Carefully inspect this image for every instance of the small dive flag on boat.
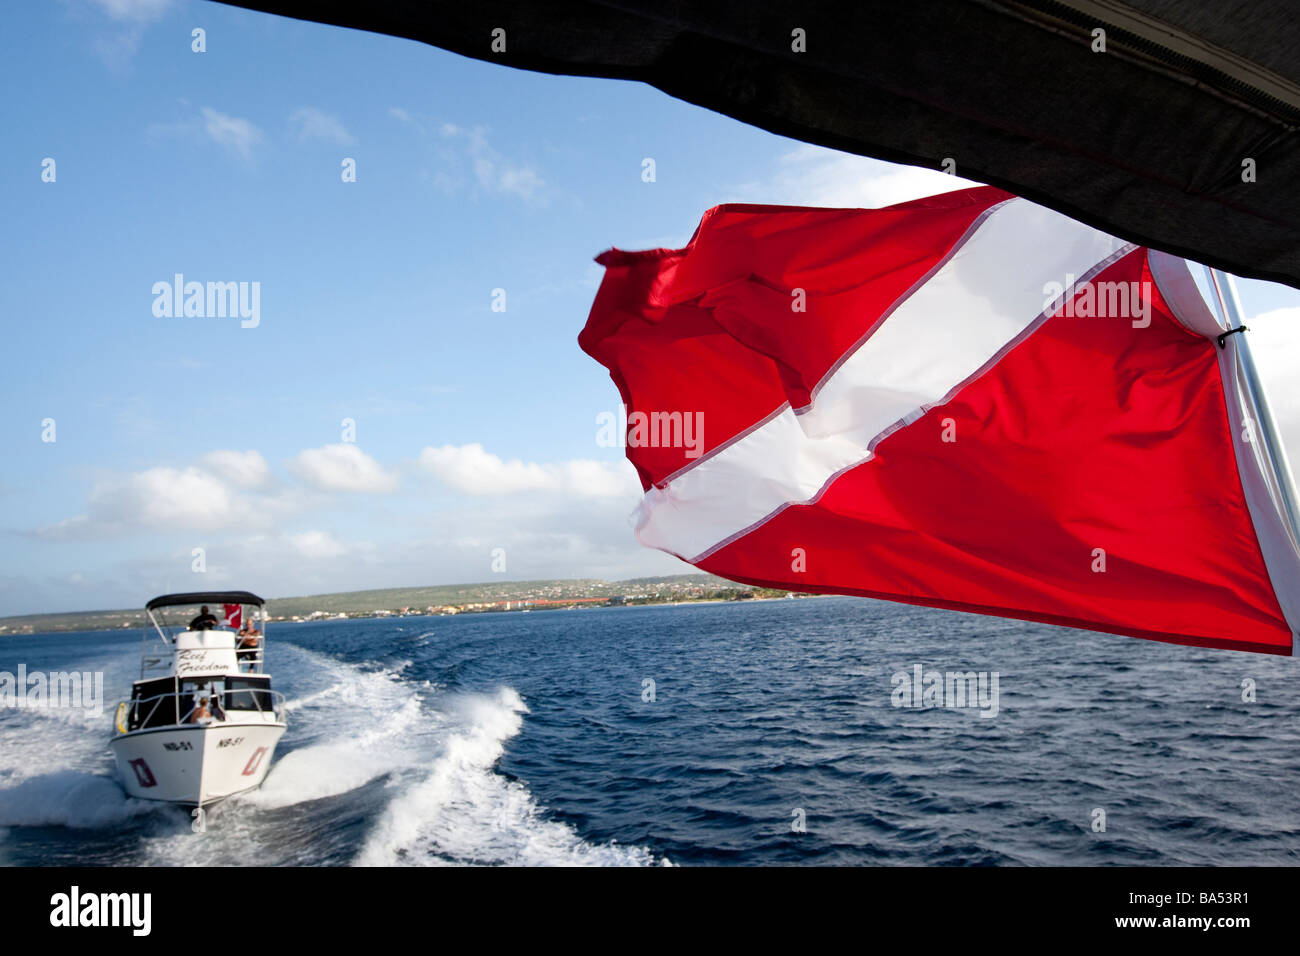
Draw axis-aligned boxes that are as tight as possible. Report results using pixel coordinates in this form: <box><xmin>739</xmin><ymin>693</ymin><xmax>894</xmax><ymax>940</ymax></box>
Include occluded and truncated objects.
<box><xmin>579</xmin><ymin>186</ymin><xmax>1300</xmax><ymax>655</ymax></box>
<box><xmin>223</xmin><ymin>603</ymin><xmax>242</xmax><ymax>630</ymax></box>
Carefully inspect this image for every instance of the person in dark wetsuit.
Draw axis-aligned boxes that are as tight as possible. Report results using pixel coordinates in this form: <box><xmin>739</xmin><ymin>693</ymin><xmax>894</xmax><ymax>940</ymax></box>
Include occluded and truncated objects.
<box><xmin>189</xmin><ymin>605</ymin><xmax>219</xmax><ymax>630</ymax></box>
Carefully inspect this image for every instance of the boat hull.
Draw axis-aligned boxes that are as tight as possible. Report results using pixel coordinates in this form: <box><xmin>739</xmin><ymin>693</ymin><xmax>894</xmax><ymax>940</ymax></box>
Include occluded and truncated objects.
<box><xmin>110</xmin><ymin>721</ymin><xmax>285</xmax><ymax>807</ymax></box>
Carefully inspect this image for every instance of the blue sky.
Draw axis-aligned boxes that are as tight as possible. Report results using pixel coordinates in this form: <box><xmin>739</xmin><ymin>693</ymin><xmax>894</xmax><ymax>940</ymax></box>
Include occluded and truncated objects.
<box><xmin>3</xmin><ymin>0</ymin><xmax>1299</xmax><ymax>615</ymax></box>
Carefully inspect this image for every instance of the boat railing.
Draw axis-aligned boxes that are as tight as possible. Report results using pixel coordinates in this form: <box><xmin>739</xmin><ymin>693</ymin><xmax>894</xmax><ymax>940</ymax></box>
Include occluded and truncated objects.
<box><xmin>138</xmin><ymin>629</ymin><xmax>268</xmax><ymax>677</ymax></box>
<box><xmin>113</xmin><ymin>689</ymin><xmax>288</xmax><ymax>735</ymax></box>
<box><xmin>235</xmin><ymin>642</ymin><xmax>265</xmax><ymax>674</ymax></box>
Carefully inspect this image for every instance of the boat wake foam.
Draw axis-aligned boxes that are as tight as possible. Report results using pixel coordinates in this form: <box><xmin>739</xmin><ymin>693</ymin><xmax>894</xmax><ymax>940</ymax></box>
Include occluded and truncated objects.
<box><xmin>0</xmin><ymin>770</ymin><xmax>159</xmax><ymax>829</ymax></box>
<box><xmin>134</xmin><ymin>644</ymin><xmax>663</xmax><ymax>865</ymax></box>
<box><xmin>243</xmin><ymin>654</ymin><xmax>428</xmax><ymax>809</ymax></box>
<box><xmin>355</xmin><ymin>686</ymin><xmax>662</xmax><ymax>866</ymax></box>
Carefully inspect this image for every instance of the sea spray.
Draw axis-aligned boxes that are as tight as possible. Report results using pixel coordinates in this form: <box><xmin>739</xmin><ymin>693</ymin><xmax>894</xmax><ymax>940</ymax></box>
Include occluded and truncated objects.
<box><xmin>356</xmin><ymin>687</ymin><xmax>664</xmax><ymax>866</ymax></box>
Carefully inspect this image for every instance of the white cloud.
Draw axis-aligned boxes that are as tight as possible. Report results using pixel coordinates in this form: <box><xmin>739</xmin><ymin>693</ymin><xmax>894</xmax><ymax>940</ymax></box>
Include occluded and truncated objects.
<box><xmin>92</xmin><ymin>30</ymin><xmax>145</xmax><ymax>68</ymax></box>
<box><xmin>486</xmin><ymin>161</ymin><xmax>544</xmax><ymax>201</ymax></box>
<box><xmin>399</xmin><ymin>116</ymin><xmax>544</xmax><ymax>201</ymax></box>
<box><xmin>288</xmin><ymin>530</ymin><xmax>348</xmax><ymax>559</ymax></box>
<box><xmin>201</xmin><ymin>450</ymin><xmax>272</xmax><ymax>489</ymax></box>
<box><xmin>457</xmin><ymin>127</ymin><xmax>545</xmax><ymax>200</ymax></box>
<box><xmin>33</xmin><ymin>444</ymin><xmax>389</xmax><ymax>542</ymax></box>
<box><xmin>289</xmin><ymin>444</ymin><xmax>399</xmax><ymax>494</ymax></box>
<box><xmin>114</xmin><ymin>467</ymin><xmax>238</xmax><ymax>526</ymax></box>
<box><xmin>289</xmin><ymin>107</ymin><xmax>354</xmax><ymax>145</ymax></box>
<box><xmin>24</xmin><ymin>440</ymin><xmax>660</xmax><ymax>609</ymax></box>
<box><xmin>36</xmin><ymin>466</ymin><xmax>241</xmax><ymax>538</ymax></box>
<box><xmin>14</xmin><ymin>488</ymin><xmax>684</xmax><ymax>614</ymax></box>
<box><xmin>33</xmin><ymin>449</ymin><xmax>308</xmax><ymax>539</ymax></box>
<box><xmin>17</xmin><ymin>446</ymin><xmax>678</xmax><ymax>610</ymax></box>
<box><xmin>731</xmin><ymin>144</ymin><xmax>976</xmax><ymax>209</ymax></box>
<box><xmin>1243</xmin><ymin>306</ymin><xmax>1300</xmax><ymax>465</ymax></box>
<box><xmin>87</xmin><ymin>0</ymin><xmax>172</xmax><ymax>21</ymax></box>
<box><xmin>201</xmin><ymin>107</ymin><xmax>263</xmax><ymax>160</ymax></box>
<box><xmin>419</xmin><ymin>443</ymin><xmax>638</xmax><ymax>498</ymax></box>
<box><xmin>83</xmin><ymin>0</ymin><xmax>172</xmax><ymax>70</ymax></box>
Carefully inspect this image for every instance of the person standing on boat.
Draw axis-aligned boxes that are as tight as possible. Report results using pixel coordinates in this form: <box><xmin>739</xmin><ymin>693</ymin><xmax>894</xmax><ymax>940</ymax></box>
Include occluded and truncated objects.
<box><xmin>236</xmin><ymin>621</ymin><xmax>261</xmax><ymax>671</ymax></box>
<box><xmin>189</xmin><ymin>605</ymin><xmax>219</xmax><ymax>630</ymax></box>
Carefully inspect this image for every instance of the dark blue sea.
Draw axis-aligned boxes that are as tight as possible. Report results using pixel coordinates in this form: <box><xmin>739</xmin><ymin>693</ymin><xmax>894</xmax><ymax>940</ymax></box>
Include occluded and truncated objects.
<box><xmin>1</xmin><ymin>596</ymin><xmax>1298</xmax><ymax>866</ymax></box>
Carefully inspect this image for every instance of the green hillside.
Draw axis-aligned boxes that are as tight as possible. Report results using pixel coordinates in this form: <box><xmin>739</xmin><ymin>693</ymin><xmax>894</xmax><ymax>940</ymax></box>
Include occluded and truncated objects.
<box><xmin>0</xmin><ymin>573</ymin><xmax>787</xmax><ymax>636</ymax></box>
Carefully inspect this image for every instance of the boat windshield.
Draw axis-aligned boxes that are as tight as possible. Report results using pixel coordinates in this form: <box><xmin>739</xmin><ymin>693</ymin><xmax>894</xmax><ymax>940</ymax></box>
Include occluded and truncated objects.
<box><xmin>177</xmin><ymin>678</ymin><xmax>265</xmax><ymax>721</ymax></box>
<box><xmin>120</xmin><ymin>676</ymin><xmax>283</xmax><ymax>732</ymax></box>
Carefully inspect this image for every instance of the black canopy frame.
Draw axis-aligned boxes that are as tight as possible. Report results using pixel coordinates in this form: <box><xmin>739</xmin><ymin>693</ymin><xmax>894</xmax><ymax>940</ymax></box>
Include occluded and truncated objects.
<box><xmin>145</xmin><ymin>591</ymin><xmax>265</xmax><ymax>610</ymax></box>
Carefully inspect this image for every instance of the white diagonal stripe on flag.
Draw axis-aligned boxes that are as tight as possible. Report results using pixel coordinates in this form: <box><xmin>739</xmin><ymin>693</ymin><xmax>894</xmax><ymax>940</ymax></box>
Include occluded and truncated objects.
<box><xmin>633</xmin><ymin>198</ymin><xmax>1135</xmax><ymax>562</ymax></box>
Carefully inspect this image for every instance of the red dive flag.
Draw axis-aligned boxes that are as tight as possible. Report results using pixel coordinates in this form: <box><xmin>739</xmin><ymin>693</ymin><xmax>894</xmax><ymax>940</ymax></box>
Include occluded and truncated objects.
<box><xmin>580</xmin><ymin>186</ymin><xmax>1300</xmax><ymax>655</ymax></box>
<box><xmin>223</xmin><ymin>603</ymin><xmax>242</xmax><ymax>630</ymax></box>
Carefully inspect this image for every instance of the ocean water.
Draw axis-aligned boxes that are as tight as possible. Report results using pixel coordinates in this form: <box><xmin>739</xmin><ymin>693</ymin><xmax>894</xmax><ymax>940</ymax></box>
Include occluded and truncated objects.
<box><xmin>1</xmin><ymin>595</ymin><xmax>1298</xmax><ymax>866</ymax></box>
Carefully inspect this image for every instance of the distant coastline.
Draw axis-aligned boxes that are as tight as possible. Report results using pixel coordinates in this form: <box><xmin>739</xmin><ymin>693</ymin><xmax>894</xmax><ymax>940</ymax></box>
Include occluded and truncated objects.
<box><xmin>0</xmin><ymin>573</ymin><xmax>811</xmax><ymax>636</ymax></box>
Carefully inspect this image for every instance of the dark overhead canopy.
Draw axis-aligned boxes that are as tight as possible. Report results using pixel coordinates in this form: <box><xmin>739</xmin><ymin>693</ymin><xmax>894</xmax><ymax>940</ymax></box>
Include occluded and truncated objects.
<box><xmin>146</xmin><ymin>591</ymin><xmax>265</xmax><ymax>610</ymax></box>
<box><xmin>215</xmin><ymin>0</ymin><xmax>1300</xmax><ymax>290</ymax></box>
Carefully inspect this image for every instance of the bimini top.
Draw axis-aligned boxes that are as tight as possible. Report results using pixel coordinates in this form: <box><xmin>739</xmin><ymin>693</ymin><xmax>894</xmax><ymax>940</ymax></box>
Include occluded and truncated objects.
<box><xmin>146</xmin><ymin>591</ymin><xmax>265</xmax><ymax>610</ymax></box>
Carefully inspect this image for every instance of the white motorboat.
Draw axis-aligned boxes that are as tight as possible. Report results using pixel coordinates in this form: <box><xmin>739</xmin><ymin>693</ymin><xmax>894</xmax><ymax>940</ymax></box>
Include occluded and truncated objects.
<box><xmin>109</xmin><ymin>591</ymin><xmax>286</xmax><ymax>815</ymax></box>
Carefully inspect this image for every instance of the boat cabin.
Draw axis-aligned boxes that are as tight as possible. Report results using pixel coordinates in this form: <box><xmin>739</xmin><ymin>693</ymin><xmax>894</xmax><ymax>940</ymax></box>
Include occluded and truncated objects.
<box><xmin>116</xmin><ymin>589</ymin><xmax>284</xmax><ymax>734</ymax></box>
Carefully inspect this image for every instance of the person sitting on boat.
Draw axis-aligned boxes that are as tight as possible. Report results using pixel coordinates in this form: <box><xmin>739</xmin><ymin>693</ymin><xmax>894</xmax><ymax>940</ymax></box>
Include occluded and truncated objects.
<box><xmin>189</xmin><ymin>605</ymin><xmax>219</xmax><ymax>630</ymax></box>
<box><xmin>190</xmin><ymin>697</ymin><xmax>211</xmax><ymax>723</ymax></box>
<box><xmin>208</xmin><ymin>686</ymin><xmax>226</xmax><ymax>721</ymax></box>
